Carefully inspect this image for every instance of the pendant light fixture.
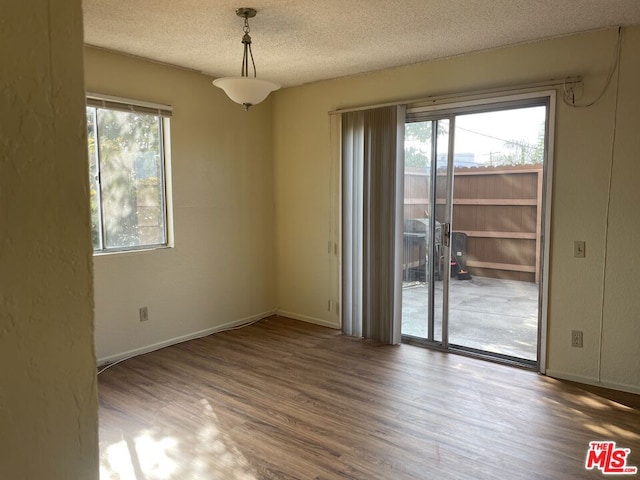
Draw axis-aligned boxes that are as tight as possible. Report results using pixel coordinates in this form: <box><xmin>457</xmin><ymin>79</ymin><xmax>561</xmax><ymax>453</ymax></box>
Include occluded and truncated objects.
<box><xmin>213</xmin><ymin>8</ymin><xmax>280</xmax><ymax>111</ymax></box>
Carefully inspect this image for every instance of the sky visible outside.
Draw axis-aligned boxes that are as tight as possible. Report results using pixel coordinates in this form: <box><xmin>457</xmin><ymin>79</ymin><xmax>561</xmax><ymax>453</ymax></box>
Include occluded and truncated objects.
<box><xmin>406</xmin><ymin>105</ymin><xmax>547</xmax><ymax>166</ymax></box>
<box><xmin>455</xmin><ymin>106</ymin><xmax>546</xmax><ymax>164</ymax></box>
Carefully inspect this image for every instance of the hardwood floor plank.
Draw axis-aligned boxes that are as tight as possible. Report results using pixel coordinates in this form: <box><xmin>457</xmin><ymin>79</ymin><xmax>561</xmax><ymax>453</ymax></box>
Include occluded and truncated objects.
<box><xmin>99</xmin><ymin>316</ymin><xmax>640</xmax><ymax>479</ymax></box>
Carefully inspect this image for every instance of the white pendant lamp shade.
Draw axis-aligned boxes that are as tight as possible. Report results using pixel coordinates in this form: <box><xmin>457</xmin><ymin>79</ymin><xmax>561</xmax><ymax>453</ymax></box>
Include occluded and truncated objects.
<box><xmin>213</xmin><ymin>76</ymin><xmax>280</xmax><ymax>108</ymax></box>
<box><xmin>215</xmin><ymin>8</ymin><xmax>279</xmax><ymax>111</ymax></box>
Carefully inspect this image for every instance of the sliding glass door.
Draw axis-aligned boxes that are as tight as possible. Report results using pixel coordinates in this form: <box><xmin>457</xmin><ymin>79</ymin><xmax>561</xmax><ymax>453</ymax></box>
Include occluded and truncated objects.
<box><xmin>447</xmin><ymin>106</ymin><xmax>545</xmax><ymax>362</ymax></box>
<box><xmin>401</xmin><ymin>95</ymin><xmax>551</xmax><ymax>367</ymax></box>
<box><xmin>401</xmin><ymin>116</ymin><xmax>453</xmax><ymax>346</ymax></box>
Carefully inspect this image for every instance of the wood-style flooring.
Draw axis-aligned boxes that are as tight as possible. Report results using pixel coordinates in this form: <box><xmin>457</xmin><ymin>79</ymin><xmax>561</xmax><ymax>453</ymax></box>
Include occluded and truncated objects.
<box><xmin>98</xmin><ymin>316</ymin><xmax>640</xmax><ymax>480</ymax></box>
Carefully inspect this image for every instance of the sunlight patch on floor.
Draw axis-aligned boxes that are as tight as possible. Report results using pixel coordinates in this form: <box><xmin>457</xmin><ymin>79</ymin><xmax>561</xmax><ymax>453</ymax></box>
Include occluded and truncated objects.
<box><xmin>99</xmin><ymin>399</ymin><xmax>258</xmax><ymax>479</ymax></box>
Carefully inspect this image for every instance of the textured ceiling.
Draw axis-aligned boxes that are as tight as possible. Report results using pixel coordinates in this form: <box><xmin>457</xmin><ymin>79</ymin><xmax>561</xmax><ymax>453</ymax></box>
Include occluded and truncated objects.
<box><xmin>83</xmin><ymin>0</ymin><xmax>640</xmax><ymax>87</ymax></box>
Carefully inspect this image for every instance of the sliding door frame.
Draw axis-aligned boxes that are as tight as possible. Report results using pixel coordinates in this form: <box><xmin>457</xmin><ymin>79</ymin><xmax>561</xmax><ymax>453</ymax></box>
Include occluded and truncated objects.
<box><xmin>403</xmin><ymin>90</ymin><xmax>556</xmax><ymax>373</ymax></box>
<box><xmin>400</xmin><ymin>114</ymin><xmax>455</xmax><ymax>350</ymax></box>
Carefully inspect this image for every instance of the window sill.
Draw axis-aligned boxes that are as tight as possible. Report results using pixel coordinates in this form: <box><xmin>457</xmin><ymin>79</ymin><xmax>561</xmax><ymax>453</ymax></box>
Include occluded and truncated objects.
<box><xmin>93</xmin><ymin>244</ymin><xmax>173</xmax><ymax>258</ymax></box>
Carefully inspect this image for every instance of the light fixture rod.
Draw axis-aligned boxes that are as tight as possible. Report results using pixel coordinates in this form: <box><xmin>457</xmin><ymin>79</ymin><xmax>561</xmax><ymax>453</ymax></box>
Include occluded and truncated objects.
<box><xmin>238</xmin><ymin>8</ymin><xmax>257</xmax><ymax>78</ymax></box>
<box><xmin>241</xmin><ymin>30</ymin><xmax>256</xmax><ymax>78</ymax></box>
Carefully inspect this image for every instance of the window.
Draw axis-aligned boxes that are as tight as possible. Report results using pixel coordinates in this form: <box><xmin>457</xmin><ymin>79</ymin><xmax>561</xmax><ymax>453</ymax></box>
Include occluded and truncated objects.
<box><xmin>86</xmin><ymin>95</ymin><xmax>172</xmax><ymax>253</ymax></box>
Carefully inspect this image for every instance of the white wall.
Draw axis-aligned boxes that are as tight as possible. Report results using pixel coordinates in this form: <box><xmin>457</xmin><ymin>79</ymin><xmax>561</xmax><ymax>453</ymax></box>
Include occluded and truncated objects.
<box><xmin>272</xmin><ymin>27</ymin><xmax>640</xmax><ymax>393</ymax></box>
<box><xmin>84</xmin><ymin>48</ymin><xmax>277</xmax><ymax>362</ymax></box>
<box><xmin>599</xmin><ymin>26</ymin><xmax>640</xmax><ymax>390</ymax></box>
<box><xmin>0</xmin><ymin>1</ymin><xmax>99</xmax><ymax>477</ymax></box>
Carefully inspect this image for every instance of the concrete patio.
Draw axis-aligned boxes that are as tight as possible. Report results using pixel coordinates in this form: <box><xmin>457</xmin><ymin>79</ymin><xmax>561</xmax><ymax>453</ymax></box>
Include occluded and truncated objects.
<box><xmin>402</xmin><ymin>276</ymin><xmax>539</xmax><ymax>361</ymax></box>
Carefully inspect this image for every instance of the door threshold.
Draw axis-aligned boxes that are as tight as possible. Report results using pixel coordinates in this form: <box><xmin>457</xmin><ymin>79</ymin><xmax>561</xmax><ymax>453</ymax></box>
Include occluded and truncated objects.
<box><xmin>401</xmin><ymin>335</ymin><xmax>538</xmax><ymax>371</ymax></box>
<box><xmin>448</xmin><ymin>344</ymin><xmax>538</xmax><ymax>370</ymax></box>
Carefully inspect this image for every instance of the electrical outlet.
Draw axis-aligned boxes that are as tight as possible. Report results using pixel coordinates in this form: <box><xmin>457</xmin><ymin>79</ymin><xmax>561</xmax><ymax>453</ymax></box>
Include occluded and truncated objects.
<box><xmin>574</xmin><ymin>241</ymin><xmax>586</xmax><ymax>258</ymax></box>
<box><xmin>139</xmin><ymin>306</ymin><xmax>149</xmax><ymax>322</ymax></box>
<box><xmin>571</xmin><ymin>329</ymin><xmax>583</xmax><ymax>348</ymax></box>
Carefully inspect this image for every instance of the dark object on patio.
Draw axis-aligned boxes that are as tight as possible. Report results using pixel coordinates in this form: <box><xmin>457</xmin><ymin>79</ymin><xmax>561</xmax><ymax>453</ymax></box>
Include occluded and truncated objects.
<box><xmin>450</xmin><ymin>259</ymin><xmax>459</xmax><ymax>277</ymax></box>
<box><xmin>451</xmin><ymin>232</ymin><xmax>472</xmax><ymax>280</ymax></box>
<box><xmin>457</xmin><ymin>269</ymin><xmax>472</xmax><ymax>280</ymax></box>
<box><xmin>403</xmin><ymin>218</ymin><xmax>442</xmax><ymax>281</ymax></box>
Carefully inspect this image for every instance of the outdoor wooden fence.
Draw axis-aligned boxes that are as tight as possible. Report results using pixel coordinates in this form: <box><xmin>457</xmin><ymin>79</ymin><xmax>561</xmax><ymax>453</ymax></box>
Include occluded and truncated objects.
<box><xmin>404</xmin><ymin>164</ymin><xmax>543</xmax><ymax>283</ymax></box>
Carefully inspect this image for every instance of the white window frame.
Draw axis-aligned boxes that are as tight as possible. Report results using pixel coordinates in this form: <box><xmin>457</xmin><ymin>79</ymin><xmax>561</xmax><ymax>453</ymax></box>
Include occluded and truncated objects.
<box><xmin>86</xmin><ymin>93</ymin><xmax>174</xmax><ymax>255</ymax></box>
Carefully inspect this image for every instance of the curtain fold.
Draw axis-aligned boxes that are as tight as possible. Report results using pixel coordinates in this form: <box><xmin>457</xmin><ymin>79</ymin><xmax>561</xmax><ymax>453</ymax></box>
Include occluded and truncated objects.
<box><xmin>341</xmin><ymin>105</ymin><xmax>405</xmax><ymax>344</ymax></box>
<box><xmin>342</xmin><ymin>112</ymin><xmax>364</xmax><ymax>338</ymax></box>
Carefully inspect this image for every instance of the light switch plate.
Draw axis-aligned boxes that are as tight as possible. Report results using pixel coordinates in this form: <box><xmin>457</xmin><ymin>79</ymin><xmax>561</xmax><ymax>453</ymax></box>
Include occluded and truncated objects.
<box><xmin>574</xmin><ymin>241</ymin><xmax>586</xmax><ymax>258</ymax></box>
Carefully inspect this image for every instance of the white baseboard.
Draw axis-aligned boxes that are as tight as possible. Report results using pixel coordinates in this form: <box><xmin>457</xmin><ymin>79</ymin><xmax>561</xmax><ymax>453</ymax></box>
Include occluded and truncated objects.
<box><xmin>545</xmin><ymin>369</ymin><xmax>640</xmax><ymax>395</ymax></box>
<box><xmin>597</xmin><ymin>380</ymin><xmax>640</xmax><ymax>395</ymax></box>
<box><xmin>276</xmin><ymin>310</ymin><xmax>341</xmax><ymax>329</ymax></box>
<box><xmin>97</xmin><ymin>309</ymin><xmax>277</xmax><ymax>366</ymax></box>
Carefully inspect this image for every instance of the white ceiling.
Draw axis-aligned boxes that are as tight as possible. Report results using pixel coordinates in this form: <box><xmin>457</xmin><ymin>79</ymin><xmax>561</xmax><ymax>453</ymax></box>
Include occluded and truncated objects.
<box><xmin>83</xmin><ymin>0</ymin><xmax>640</xmax><ymax>88</ymax></box>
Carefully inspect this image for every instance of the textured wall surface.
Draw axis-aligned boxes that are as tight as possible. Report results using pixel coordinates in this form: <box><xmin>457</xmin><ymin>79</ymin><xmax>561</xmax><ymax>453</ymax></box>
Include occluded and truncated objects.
<box><xmin>272</xmin><ymin>26</ymin><xmax>640</xmax><ymax>393</ymax></box>
<box><xmin>84</xmin><ymin>48</ymin><xmax>277</xmax><ymax>362</ymax></box>
<box><xmin>0</xmin><ymin>1</ymin><xmax>99</xmax><ymax>478</ymax></box>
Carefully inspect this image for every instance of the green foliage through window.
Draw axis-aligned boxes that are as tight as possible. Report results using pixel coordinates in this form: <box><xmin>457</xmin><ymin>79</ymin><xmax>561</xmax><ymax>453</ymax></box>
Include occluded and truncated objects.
<box><xmin>404</xmin><ymin>121</ymin><xmax>449</xmax><ymax>168</ymax></box>
<box><xmin>86</xmin><ymin>106</ymin><xmax>168</xmax><ymax>252</ymax></box>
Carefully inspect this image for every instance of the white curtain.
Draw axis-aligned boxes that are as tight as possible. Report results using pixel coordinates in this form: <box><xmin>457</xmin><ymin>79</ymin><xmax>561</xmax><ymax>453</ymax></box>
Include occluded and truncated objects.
<box><xmin>341</xmin><ymin>105</ymin><xmax>405</xmax><ymax>344</ymax></box>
